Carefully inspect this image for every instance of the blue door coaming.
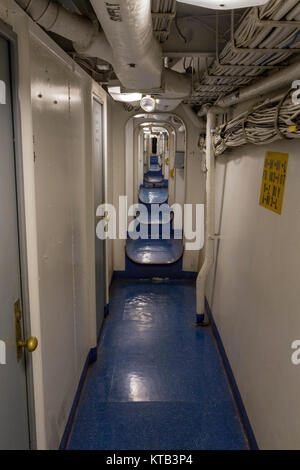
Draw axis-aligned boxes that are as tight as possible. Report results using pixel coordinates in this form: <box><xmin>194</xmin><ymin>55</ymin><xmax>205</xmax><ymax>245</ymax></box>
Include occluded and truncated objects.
<box><xmin>139</xmin><ymin>187</ymin><xmax>168</xmax><ymax>205</ymax></box>
<box><xmin>126</xmin><ymin>239</ymin><xmax>184</xmax><ymax>265</ymax></box>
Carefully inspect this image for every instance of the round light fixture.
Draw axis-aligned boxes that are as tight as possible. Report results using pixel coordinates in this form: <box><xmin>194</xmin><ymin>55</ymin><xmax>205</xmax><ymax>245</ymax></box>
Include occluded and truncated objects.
<box><xmin>176</xmin><ymin>0</ymin><xmax>269</xmax><ymax>9</ymax></box>
<box><xmin>140</xmin><ymin>95</ymin><xmax>156</xmax><ymax>113</ymax></box>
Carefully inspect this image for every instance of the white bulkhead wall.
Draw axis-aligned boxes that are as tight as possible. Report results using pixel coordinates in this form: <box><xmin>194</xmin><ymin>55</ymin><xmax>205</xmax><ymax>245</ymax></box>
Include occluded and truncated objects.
<box><xmin>206</xmin><ymin>99</ymin><xmax>300</xmax><ymax>449</ymax></box>
<box><xmin>0</xmin><ymin>0</ymin><xmax>114</xmax><ymax>449</ymax></box>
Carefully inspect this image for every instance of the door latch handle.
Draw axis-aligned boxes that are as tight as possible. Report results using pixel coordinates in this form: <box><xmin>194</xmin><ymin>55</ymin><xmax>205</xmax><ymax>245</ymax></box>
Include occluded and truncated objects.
<box><xmin>18</xmin><ymin>337</ymin><xmax>38</xmax><ymax>353</ymax></box>
<box><xmin>97</xmin><ymin>211</ymin><xmax>110</xmax><ymax>222</ymax></box>
<box><xmin>14</xmin><ymin>299</ymin><xmax>38</xmax><ymax>361</ymax></box>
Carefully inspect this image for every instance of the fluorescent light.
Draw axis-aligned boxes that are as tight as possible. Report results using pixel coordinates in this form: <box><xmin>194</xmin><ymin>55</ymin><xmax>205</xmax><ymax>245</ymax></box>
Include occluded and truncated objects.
<box><xmin>108</xmin><ymin>86</ymin><xmax>142</xmax><ymax>103</ymax></box>
<box><xmin>176</xmin><ymin>0</ymin><xmax>269</xmax><ymax>9</ymax></box>
<box><xmin>140</xmin><ymin>95</ymin><xmax>156</xmax><ymax>113</ymax></box>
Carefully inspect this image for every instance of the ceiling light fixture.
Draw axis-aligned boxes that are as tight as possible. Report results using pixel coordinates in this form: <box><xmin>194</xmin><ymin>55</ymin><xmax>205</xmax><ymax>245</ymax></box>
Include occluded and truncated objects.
<box><xmin>176</xmin><ymin>0</ymin><xmax>269</xmax><ymax>10</ymax></box>
<box><xmin>140</xmin><ymin>95</ymin><xmax>156</xmax><ymax>113</ymax></box>
<box><xmin>108</xmin><ymin>86</ymin><xmax>142</xmax><ymax>103</ymax></box>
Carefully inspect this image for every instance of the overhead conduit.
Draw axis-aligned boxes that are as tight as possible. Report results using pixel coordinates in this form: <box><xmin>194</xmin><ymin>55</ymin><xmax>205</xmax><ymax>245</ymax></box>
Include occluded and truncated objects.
<box><xmin>16</xmin><ymin>0</ymin><xmax>113</xmax><ymax>64</ymax></box>
<box><xmin>90</xmin><ymin>0</ymin><xmax>162</xmax><ymax>90</ymax></box>
<box><xmin>17</xmin><ymin>0</ymin><xmax>191</xmax><ymax>105</ymax></box>
<box><xmin>89</xmin><ymin>0</ymin><xmax>191</xmax><ymax>98</ymax></box>
<box><xmin>196</xmin><ymin>108</ymin><xmax>217</xmax><ymax>326</ymax></box>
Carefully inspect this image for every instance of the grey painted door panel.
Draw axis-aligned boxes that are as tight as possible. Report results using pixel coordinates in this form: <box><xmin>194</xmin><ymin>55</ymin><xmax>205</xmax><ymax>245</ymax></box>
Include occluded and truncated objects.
<box><xmin>0</xmin><ymin>36</ymin><xmax>29</xmax><ymax>449</ymax></box>
<box><xmin>93</xmin><ymin>98</ymin><xmax>106</xmax><ymax>335</ymax></box>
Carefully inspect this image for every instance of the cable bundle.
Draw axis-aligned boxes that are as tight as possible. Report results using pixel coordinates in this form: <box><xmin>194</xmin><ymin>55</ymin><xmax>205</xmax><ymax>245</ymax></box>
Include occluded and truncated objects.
<box><xmin>197</xmin><ymin>0</ymin><xmax>300</xmax><ymax>103</ymax></box>
<box><xmin>151</xmin><ymin>0</ymin><xmax>176</xmax><ymax>42</ymax></box>
<box><xmin>214</xmin><ymin>90</ymin><xmax>300</xmax><ymax>156</ymax></box>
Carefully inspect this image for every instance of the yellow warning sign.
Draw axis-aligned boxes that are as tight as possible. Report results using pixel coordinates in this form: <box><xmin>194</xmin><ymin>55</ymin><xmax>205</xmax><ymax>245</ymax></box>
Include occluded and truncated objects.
<box><xmin>259</xmin><ymin>152</ymin><xmax>289</xmax><ymax>215</ymax></box>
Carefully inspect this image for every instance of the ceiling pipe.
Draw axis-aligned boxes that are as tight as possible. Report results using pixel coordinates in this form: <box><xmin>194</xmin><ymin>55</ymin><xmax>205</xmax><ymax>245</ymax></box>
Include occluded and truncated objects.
<box><xmin>90</xmin><ymin>0</ymin><xmax>191</xmax><ymax>99</ymax></box>
<box><xmin>217</xmin><ymin>59</ymin><xmax>300</xmax><ymax>108</ymax></box>
<box><xmin>159</xmin><ymin>69</ymin><xmax>191</xmax><ymax>99</ymax></box>
<box><xmin>18</xmin><ymin>0</ymin><xmax>190</xmax><ymax>104</ymax></box>
<box><xmin>90</xmin><ymin>0</ymin><xmax>162</xmax><ymax>90</ymax></box>
<box><xmin>15</xmin><ymin>0</ymin><xmax>113</xmax><ymax>63</ymax></box>
<box><xmin>182</xmin><ymin>104</ymin><xmax>206</xmax><ymax>130</ymax></box>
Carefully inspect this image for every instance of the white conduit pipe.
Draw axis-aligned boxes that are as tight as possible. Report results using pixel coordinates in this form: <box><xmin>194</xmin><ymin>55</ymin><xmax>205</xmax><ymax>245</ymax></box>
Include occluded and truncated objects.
<box><xmin>19</xmin><ymin>0</ymin><xmax>190</xmax><ymax>100</ymax></box>
<box><xmin>16</xmin><ymin>0</ymin><xmax>113</xmax><ymax>64</ymax></box>
<box><xmin>217</xmin><ymin>59</ymin><xmax>300</xmax><ymax>108</ymax></box>
<box><xmin>196</xmin><ymin>109</ymin><xmax>216</xmax><ymax>326</ymax></box>
<box><xmin>90</xmin><ymin>0</ymin><xmax>162</xmax><ymax>90</ymax></box>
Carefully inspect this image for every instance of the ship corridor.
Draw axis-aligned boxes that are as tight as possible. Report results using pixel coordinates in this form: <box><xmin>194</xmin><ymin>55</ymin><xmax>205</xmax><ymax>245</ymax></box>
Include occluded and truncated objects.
<box><xmin>1</xmin><ymin>0</ymin><xmax>300</xmax><ymax>452</ymax></box>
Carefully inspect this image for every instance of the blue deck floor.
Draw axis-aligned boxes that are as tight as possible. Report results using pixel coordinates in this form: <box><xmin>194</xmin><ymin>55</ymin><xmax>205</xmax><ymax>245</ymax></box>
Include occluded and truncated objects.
<box><xmin>68</xmin><ymin>281</ymin><xmax>249</xmax><ymax>450</ymax></box>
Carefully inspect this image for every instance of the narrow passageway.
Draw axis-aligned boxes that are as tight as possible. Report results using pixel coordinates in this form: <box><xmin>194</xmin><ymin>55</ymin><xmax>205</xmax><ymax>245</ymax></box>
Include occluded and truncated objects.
<box><xmin>69</xmin><ymin>280</ymin><xmax>248</xmax><ymax>450</ymax></box>
<box><xmin>67</xmin><ymin>134</ymin><xmax>246</xmax><ymax>450</ymax></box>
<box><xmin>3</xmin><ymin>0</ymin><xmax>300</xmax><ymax>452</ymax></box>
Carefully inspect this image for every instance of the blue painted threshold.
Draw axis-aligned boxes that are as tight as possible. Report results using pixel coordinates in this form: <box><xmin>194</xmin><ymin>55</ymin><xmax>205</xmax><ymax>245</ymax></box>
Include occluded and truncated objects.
<box><xmin>68</xmin><ymin>280</ymin><xmax>251</xmax><ymax>450</ymax></box>
<box><xmin>126</xmin><ymin>239</ymin><xmax>184</xmax><ymax>265</ymax></box>
<box><xmin>115</xmin><ymin>255</ymin><xmax>197</xmax><ymax>280</ymax></box>
<box><xmin>143</xmin><ymin>180</ymin><xmax>168</xmax><ymax>188</ymax></box>
<box><xmin>139</xmin><ymin>187</ymin><xmax>168</xmax><ymax>205</ymax></box>
<box><xmin>150</xmin><ymin>156</ymin><xmax>159</xmax><ymax>165</ymax></box>
<box><xmin>149</xmin><ymin>164</ymin><xmax>161</xmax><ymax>171</ymax></box>
<box><xmin>138</xmin><ymin>210</ymin><xmax>171</xmax><ymax>225</ymax></box>
<box><xmin>144</xmin><ymin>174</ymin><xmax>163</xmax><ymax>184</ymax></box>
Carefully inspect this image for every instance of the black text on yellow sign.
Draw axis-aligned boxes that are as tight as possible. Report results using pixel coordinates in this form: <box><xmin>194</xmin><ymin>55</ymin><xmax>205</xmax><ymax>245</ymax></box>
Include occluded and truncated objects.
<box><xmin>259</xmin><ymin>152</ymin><xmax>289</xmax><ymax>215</ymax></box>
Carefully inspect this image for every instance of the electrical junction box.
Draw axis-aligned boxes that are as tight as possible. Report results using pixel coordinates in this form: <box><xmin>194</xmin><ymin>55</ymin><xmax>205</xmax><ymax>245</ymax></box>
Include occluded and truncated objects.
<box><xmin>174</xmin><ymin>151</ymin><xmax>185</xmax><ymax>169</ymax></box>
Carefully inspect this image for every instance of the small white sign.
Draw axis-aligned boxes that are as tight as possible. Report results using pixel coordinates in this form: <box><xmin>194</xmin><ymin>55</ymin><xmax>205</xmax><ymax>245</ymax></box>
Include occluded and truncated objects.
<box><xmin>0</xmin><ymin>80</ymin><xmax>6</xmax><ymax>104</ymax></box>
<box><xmin>0</xmin><ymin>340</ymin><xmax>6</xmax><ymax>365</ymax></box>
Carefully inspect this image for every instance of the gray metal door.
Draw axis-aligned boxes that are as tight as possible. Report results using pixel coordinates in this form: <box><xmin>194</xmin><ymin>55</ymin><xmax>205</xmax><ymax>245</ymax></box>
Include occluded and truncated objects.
<box><xmin>93</xmin><ymin>98</ymin><xmax>106</xmax><ymax>336</ymax></box>
<box><xmin>0</xmin><ymin>35</ymin><xmax>30</xmax><ymax>449</ymax></box>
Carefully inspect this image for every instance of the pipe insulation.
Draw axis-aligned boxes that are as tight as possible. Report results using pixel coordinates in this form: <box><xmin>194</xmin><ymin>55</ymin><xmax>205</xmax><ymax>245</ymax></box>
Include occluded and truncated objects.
<box><xmin>16</xmin><ymin>0</ymin><xmax>113</xmax><ymax>64</ymax></box>
<box><xmin>196</xmin><ymin>109</ymin><xmax>216</xmax><ymax>325</ymax></box>
<box><xmin>90</xmin><ymin>0</ymin><xmax>162</xmax><ymax>90</ymax></box>
<box><xmin>18</xmin><ymin>0</ymin><xmax>190</xmax><ymax>100</ymax></box>
<box><xmin>159</xmin><ymin>69</ymin><xmax>191</xmax><ymax>99</ymax></box>
<box><xmin>217</xmin><ymin>60</ymin><xmax>300</xmax><ymax>108</ymax></box>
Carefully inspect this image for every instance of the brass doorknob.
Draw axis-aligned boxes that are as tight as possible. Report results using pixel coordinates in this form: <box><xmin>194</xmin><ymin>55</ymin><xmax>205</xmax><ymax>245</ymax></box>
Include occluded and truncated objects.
<box><xmin>97</xmin><ymin>211</ymin><xmax>110</xmax><ymax>222</ymax></box>
<box><xmin>18</xmin><ymin>337</ymin><xmax>38</xmax><ymax>353</ymax></box>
